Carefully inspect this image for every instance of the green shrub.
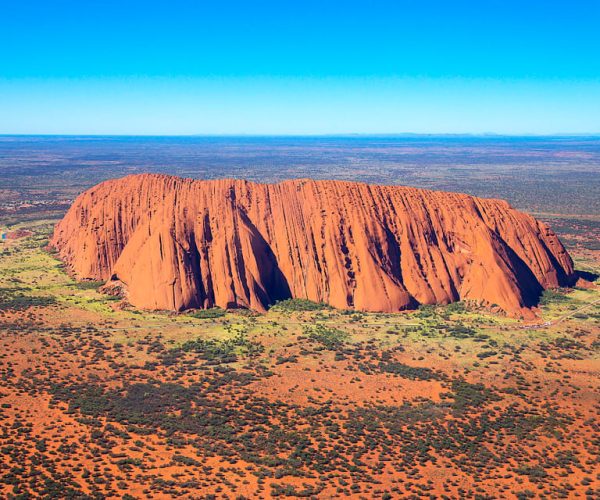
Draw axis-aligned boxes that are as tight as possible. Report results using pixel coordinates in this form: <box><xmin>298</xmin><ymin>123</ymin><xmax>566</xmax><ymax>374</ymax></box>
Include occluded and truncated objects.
<box><xmin>72</xmin><ymin>280</ymin><xmax>105</xmax><ymax>290</ymax></box>
<box><xmin>272</xmin><ymin>298</ymin><xmax>330</xmax><ymax>312</ymax></box>
<box><xmin>539</xmin><ymin>288</ymin><xmax>569</xmax><ymax>306</ymax></box>
<box><xmin>189</xmin><ymin>308</ymin><xmax>226</xmax><ymax>319</ymax></box>
<box><xmin>304</xmin><ymin>325</ymin><xmax>348</xmax><ymax>350</ymax></box>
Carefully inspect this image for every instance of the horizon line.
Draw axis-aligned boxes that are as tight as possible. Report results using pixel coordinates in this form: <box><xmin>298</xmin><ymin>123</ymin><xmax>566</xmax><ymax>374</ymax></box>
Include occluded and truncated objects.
<box><xmin>2</xmin><ymin>132</ymin><xmax>600</xmax><ymax>139</ymax></box>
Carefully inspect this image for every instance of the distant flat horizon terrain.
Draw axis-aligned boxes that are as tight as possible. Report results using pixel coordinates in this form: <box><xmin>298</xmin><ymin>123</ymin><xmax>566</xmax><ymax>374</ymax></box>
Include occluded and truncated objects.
<box><xmin>1</xmin><ymin>134</ymin><xmax>599</xmax><ymax>212</ymax></box>
<box><xmin>1</xmin><ymin>134</ymin><xmax>598</xmax><ymax>259</ymax></box>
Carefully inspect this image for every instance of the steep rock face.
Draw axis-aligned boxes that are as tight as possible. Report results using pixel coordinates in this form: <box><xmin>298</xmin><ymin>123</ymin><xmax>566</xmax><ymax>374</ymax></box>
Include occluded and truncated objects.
<box><xmin>51</xmin><ymin>174</ymin><xmax>575</xmax><ymax>317</ymax></box>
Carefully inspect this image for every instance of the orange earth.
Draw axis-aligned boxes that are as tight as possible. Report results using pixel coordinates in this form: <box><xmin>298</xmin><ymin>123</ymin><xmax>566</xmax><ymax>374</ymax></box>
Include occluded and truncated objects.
<box><xmin>1</xmin><ymin>177</ymin><xmax>597</xmax><ymax>499</ymax></box>
<box><xmin>0</xmin><ymin>282</ymin><xmax>598</xmax><ymax>499</ymax></box>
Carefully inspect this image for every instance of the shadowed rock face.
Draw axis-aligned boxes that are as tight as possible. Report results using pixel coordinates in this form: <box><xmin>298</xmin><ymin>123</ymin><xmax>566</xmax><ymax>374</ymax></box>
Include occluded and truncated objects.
<box><xmin>51</xmin><ymin>174</ymin><xmax>575</xmax><ymax>317</ymax></box>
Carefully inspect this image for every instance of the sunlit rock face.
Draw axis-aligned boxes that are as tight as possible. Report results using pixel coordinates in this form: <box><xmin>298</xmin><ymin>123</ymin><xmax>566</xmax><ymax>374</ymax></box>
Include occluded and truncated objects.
<box><xmin>51</xmin><ymin>174</ymin><xmax>575</xmax><ymax>317</ymax></box>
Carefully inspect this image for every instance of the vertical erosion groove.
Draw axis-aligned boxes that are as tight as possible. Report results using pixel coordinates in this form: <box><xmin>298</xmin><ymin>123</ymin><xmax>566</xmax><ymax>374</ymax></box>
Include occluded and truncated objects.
<box><xmin>50</xmin><ymin>174</ymin><xmax>576</xmax><ymax>317</ymax></box>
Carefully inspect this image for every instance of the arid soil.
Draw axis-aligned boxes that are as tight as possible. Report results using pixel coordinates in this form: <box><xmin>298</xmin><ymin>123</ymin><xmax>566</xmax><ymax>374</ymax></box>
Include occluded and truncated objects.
<box><xmin>0</xmin><ymin>224</ymin><xmax>598</xmax><ymax>499</ymax></box>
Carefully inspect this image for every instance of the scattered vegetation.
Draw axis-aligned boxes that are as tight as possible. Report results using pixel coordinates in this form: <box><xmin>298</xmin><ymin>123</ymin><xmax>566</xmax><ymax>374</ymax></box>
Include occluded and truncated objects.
<box><xmin>188</xmin><ymin>307</ymin><xmax>226</xmax><ymax>319</ymax></box>
<box><xmin>0</xmin><ymin>225</ymin><xmax>598</xmax><ymax>498</ymax></box>
<box><xmin>272</xmin><ymin>298</ymin><xmax>330</xmax><ymax>312</ymax></box>
<box><xmin>304</xmin><ymin>324</ymin><xmax>348</xmax><ymax>350</ymax></box>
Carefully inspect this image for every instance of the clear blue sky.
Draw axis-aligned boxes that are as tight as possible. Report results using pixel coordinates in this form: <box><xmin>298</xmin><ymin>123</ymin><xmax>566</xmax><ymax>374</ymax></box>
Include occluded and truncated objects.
<box><xmin>1</xmin><ymin>0</ymin><xmax>599</xmax><ymax>135</ymax></box>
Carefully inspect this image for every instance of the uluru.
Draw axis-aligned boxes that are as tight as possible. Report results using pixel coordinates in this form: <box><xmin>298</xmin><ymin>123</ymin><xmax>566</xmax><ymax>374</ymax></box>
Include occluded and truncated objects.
<box><xmin>50</xmin><ymin>174</ymin><xmax>576</xmax><ymax>318</ymax></box>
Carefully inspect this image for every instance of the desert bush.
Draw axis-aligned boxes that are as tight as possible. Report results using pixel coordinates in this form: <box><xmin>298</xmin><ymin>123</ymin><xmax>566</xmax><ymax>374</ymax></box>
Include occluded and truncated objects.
<box><xmin>189</xmin><ymin>308</ymin><xmax>226</xmax><ymax>319</ymax></box>
<box><xmin>304</xmin><ymin>325</ymin><xmax>348</xmax><ymax>350</ymax></box>
<box><xmin>539</xmin><ymin>289</ymin><xmax>569</xmax><ymax>306</ymax></box>
<box><xmin>272</xmin><ymin>298</ymin><xmax>330</xmax><ymax>312</ymax></box>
